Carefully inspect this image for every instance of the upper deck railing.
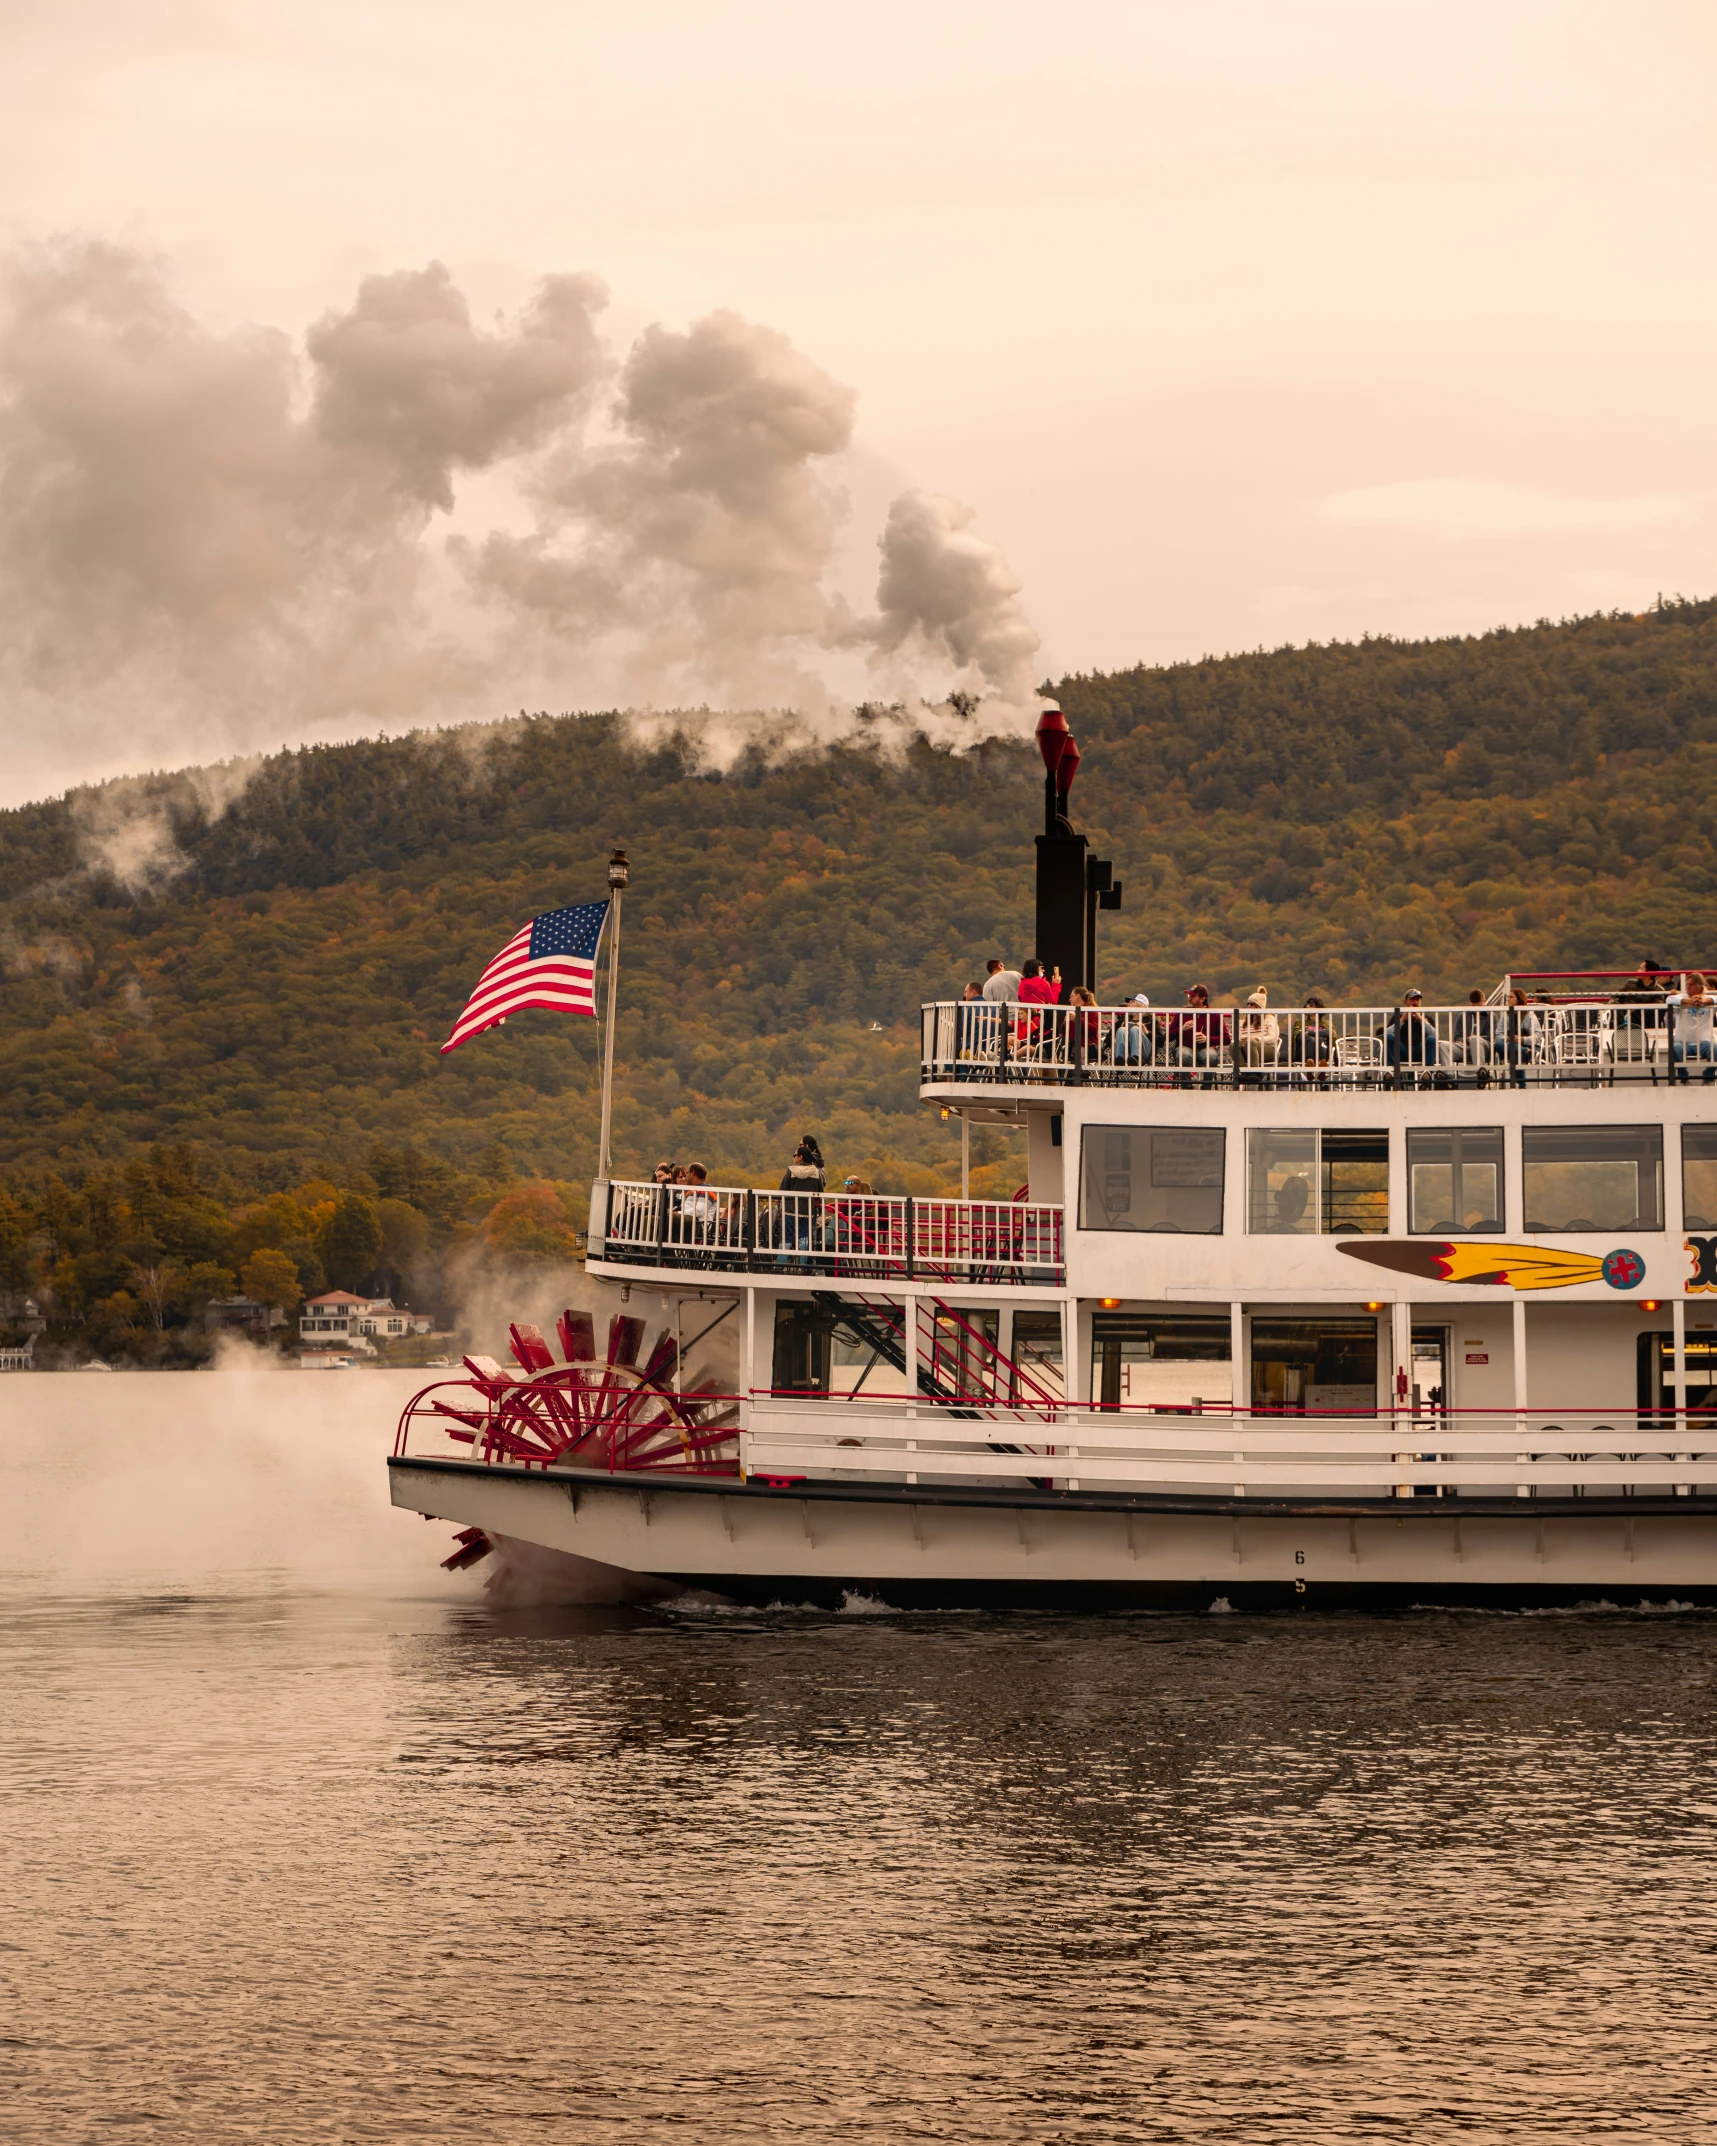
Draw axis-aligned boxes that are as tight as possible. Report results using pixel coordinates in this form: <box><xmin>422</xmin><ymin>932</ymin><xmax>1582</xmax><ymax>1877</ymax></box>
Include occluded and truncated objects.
<box><xmin>595</xmin><ymin>1180</ymin><xmax>1065</xmax><ymax>1286</ymax></box>
<box><xmin>921</xmin><ymin>993</ymin><xmax>1701</xmax><ymax>1092</ymax></box>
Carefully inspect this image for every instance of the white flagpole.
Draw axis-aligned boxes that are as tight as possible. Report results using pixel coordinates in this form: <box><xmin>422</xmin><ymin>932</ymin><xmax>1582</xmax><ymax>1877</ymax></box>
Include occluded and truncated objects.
<box><xmin>597</xmin><ymin>848</ymin><xmax>629</xmax><ymax>1182</ymax></box>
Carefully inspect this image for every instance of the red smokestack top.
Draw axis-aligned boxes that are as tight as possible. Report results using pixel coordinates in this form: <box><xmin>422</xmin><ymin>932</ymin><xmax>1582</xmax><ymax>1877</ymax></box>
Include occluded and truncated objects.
<box><xmin>1056</xmin><ymin>733</ymin><xmax>1081</xmax><ymax>795</ymax></box>
<box><xmin>1035</xmin><ymin>706</ymin><xmax>1070</xmax><ymax>776</ymax></box>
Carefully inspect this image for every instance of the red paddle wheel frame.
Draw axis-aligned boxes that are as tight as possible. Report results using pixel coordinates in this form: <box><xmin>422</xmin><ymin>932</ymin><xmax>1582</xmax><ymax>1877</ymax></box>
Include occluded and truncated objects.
<box><xmin>396</xmin><ymin>1307</ymin><xmax>741</xmax><ymax>1489</ymax></box>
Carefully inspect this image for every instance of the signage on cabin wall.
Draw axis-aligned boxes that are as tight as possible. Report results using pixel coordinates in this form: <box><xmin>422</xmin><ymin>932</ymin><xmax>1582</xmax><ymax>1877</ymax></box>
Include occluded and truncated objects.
<box><xmin>1338</xmin><ymin>1241</ymin><xmax>1646</xmax><ymax>1292</ymax></box>
<box><xmin>1686</xmin><ymin>1236</ymin><xmax>1717</xmax><ymax>1292</ymax></box>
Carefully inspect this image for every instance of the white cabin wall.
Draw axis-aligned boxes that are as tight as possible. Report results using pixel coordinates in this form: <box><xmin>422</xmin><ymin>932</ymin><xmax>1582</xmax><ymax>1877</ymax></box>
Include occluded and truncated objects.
<box><xmin>1027</xmin><ymin>1110</ymin><xmax>1065</xmax><ymax>1206</ymax></box>
<box><xmin>1438</xmin><ymin>1309</ymin><xmax>1516</xmax><ymax>1412</ymax></box>
<box><xmin>1520</xmin><ymin>1304</ymin><xmax>1652</xmax><ymax>1415</ymax></box>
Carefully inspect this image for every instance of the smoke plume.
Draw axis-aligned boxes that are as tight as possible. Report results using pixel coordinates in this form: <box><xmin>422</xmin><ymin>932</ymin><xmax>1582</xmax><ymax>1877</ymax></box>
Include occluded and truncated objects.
<box><xmin>0</xmin><ymin>236</ymin><xmax>1046</xmax><ymax>813</ymax></box>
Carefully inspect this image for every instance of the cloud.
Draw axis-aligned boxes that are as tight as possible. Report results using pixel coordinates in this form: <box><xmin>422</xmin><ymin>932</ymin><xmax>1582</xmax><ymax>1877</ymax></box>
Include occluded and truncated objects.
<box><xmin>0</xmin><ymin>236</ymin><xmax>1046</xmax><ymax>808</ymax></box>
<box><xmin>1311</xmin><ymin>477</ymin><xmax>1685</xmax><ymax>540</ymax></box>
<box><xmin>307</xmin><ymin>262</ymin><xmax>608</xmax><ymax>510</ymax></box>
<box><xmin>465</xmin><ymin>307</ymin><xmax>857</xmax><ymax>705</ymax></box>
<box><xmin>854</xmin><ymin>487</ymin><xmax>1042</xmax><ymax>708</ymax></box>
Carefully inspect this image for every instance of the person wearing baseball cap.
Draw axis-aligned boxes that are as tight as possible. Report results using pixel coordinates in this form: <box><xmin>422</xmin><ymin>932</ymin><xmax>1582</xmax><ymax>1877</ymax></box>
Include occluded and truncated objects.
<box><xmin>1387</xmin><ymin>986</ymin><xmax>1437</xmax><ymax>1078</ymax></box>
<box><xmin>1115</xmin><ymin>990</ymin><xmax>1153</xmax><ymax>1067</ymax></box>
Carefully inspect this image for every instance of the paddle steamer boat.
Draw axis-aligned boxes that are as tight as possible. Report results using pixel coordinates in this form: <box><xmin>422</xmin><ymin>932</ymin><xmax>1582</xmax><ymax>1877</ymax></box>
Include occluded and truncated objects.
<box><xmin>389</xmin><ymin>717</ymin><xmax>1717</xmax><ymax>1606</ymax></box>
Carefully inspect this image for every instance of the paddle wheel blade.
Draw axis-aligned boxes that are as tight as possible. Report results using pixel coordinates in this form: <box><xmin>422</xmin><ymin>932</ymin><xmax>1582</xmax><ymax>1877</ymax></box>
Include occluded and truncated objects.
<box><xmin>607</xmin><ymin>1314</ymin><xmax>645</xmax><ymax>1367</ymax></box>
<box><xmin>441</xmin><ymin>1526</ymin><xmax>492</xmax><ymax>1571</ymax></box>
<box><xmin>557</xmin><ymin>1309</ymin><xmax>597</xmax><ymax>1363</ymax></box>
<box><xmin>509</xmin><ymin>1322</ymin><xmax>556</xmax><ymax>1373</ymax></box>
<box><xmin>639</xmin><ymin>1331</ymin><xmax>678</xmax><ymax>1388</ymax></box>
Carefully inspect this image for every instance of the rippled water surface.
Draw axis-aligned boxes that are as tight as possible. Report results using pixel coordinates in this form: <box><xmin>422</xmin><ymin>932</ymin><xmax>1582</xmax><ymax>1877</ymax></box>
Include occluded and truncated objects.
<box><xmin>5</xmin><ymin>1372</ymin><xmax>1717</xmax><ymax>2142</ymax></box>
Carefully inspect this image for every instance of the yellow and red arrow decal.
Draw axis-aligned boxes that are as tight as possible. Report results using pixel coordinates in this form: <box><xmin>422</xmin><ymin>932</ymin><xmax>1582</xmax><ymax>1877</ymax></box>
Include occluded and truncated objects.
<box><xmin>1337</xmin><ymin>1240</ymin><xmax>1607</xmax><ymax>1291</ymax></box>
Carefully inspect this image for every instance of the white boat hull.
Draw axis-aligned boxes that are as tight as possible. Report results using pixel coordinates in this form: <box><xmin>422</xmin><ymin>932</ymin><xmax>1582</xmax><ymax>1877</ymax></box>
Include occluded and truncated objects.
<box><xmin>390</xmin><ymin>1457</ymin><xmax>1717</xmax><ymax>1609</ymax></box>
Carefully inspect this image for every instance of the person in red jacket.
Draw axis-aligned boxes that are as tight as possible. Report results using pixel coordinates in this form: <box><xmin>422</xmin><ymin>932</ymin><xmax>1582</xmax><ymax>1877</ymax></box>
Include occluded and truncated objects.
<box><xmin>1014</xmin><ymin>959</ymin><xmax>1062</xmax><ymax>1066</ymax></box>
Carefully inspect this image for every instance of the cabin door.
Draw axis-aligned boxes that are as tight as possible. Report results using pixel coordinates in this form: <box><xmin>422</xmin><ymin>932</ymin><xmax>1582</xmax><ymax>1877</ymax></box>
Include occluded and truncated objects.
<box><xmin>1410</xmin><ymin>1327</ymin><xmax>1449</xmax><ymax>1418</ymax></box>
<box><xmin>1407</xmin><ymin>1325</ymin><xmax>1450</xmax><ymax>1499</ymax></box>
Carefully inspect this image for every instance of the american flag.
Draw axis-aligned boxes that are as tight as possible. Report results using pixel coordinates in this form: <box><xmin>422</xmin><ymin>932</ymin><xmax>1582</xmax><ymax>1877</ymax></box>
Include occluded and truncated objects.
<box><xmin>440</xmin><ymin>901</ymin><xmax>609</xmax><ymax>1055</ymax></box>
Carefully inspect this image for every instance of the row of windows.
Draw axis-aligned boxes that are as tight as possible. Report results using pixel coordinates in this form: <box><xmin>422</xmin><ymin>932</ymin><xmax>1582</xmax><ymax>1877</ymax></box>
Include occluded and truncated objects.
<box><xmin>1077</xmin><ymin>1122</ymin><xmax>1717</xmax><ymax>1236</ymax></box>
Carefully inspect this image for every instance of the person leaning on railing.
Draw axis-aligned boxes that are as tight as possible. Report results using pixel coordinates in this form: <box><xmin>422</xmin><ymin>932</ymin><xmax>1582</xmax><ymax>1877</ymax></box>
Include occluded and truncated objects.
<box><xmin>780</xmin><ymin>1135</ymin><xmax>825</xmax><ymax>1253</ymax></box>
<box><xmin>1672</xmin><ymin>972</ymin><xmax>1717</xmax><ymax>1084</ymax></box>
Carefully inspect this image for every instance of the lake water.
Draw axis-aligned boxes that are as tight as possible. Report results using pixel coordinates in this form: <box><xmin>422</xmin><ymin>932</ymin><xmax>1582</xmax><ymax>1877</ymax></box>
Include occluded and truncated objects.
<box><xmin>5</xmin><ymin>1366</ymin><xmax>1716</xmax><ymax>2142</ymax></box>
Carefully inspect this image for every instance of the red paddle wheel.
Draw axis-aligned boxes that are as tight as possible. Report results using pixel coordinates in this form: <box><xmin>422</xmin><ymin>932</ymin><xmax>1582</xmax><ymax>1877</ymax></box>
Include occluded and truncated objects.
<box><xmin>400</xmin><ymin>1307</ymin><xmax>742</xmax><ymax>1573</ymax></box>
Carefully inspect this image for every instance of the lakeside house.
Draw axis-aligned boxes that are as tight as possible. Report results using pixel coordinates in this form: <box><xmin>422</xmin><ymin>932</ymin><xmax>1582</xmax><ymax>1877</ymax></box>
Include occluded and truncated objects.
<box><xmin>299</xmin><ymin>1292</ymin><xmax>436</xmax><ymax>1349</ymax></box>
<box><xmin>204</xmin><ymin>1294</ymin><xmax>289</xmax><ymax>1334</ymax></box>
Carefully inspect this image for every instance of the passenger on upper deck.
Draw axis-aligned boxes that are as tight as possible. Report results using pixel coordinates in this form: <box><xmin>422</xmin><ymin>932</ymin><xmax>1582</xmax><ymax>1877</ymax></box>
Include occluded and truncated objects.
<box><xmin>680</xmin><ymin>1164</ymin><xmax>717</xmax><ymax>1236</ymax></box>
<box><xmin>1238</xmin><ymin>988</ymin><xmax>1279</xmax><ymax>1067</ymax></box>
<box><xmin>1450</xmin><ymin>988</ymin><xmax>1495</xmax><ymax>1067</ymax></box>
<box><xmin>982</xmin><ymin>958</ymin><xmax>1021</xmax><ymax>1002</ymax></box>
<box><xmin>1672</xmin><ymin>972</ymin><xmax>1717</xmax><ymax>1083</ymax></box>
<box><xmin>781</xmin><ymin>1135</ymin><xmax>826</xmax><ymax>1194</ymax></box>
<box><xmin>1068</xmin><ymin>985</ymin><xmax>1100</xmax><ymax>1061</ymax></box>
<box><xmin>1291</xmin><ymin>992</ymin><xmax>1331</xmax><ymax>1069</ymax></box>
<box><xmin>1386</xmin><ymin>988</ymin><xmax>1437</xmax><ymax>1073</ymax></box>
<box><xmin>1168</xmin><ymin>983</ymin><xmax>1227</xmax><ymax>1077</ymax></box>
<box><xmin>1018</xmin><ymin>960</ymin><xmax>1060</xmax><ymax>1006</ymax></box>
<box><xmin>780</xmin><ymin>1135</ymin><xmax>826</xmax><ymax>1253</ymax></box>
<box><xmin>1503</xmin><ymin>987</ymin><xmax>1539</xmax><ymax>1086</ymax></box>
<box><xmin>1113</xmin><ymin>992</ymin><xmax>1152</xmax><ymax>1065</ymax></box>
<box><xmin>956</xmin><ymin>980</ymin><xmax>984</xmax><ymax>1059</ymax></box>
<box><xmin>1621</xmin><ymin>955</ymin><xmax>1670</xmax><ymax>1001</ymax></box>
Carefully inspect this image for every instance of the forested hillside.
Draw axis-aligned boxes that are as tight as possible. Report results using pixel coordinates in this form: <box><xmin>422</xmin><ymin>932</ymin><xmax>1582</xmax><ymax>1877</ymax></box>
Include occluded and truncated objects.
<box><xmin>5</xmin><ymin>595</ymin><xmax>1717</xmax><ymax>1362</ymax></box>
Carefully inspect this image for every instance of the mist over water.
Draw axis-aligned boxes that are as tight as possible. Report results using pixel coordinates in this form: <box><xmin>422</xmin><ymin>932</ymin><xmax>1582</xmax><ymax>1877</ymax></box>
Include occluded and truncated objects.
<box><xmin>5</xmin><ymin>1369</ymin><xmax>1717</xmax><ymax>2141</ymax></box>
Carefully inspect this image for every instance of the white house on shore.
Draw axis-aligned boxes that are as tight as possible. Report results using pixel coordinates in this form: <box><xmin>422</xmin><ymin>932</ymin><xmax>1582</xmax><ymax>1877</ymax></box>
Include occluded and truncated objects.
<box><xmin>299</xmin><ymin>1292</ymin><xmax>435</xmax><ymax>1347</ymax></box>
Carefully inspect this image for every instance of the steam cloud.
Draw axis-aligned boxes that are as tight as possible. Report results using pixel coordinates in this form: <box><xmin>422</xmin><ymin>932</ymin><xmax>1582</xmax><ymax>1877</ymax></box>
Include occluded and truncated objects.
<box><xmin>0</xmin><ymin>237</ymin><xmax>1045</xmax><ymax>815</ymax></box>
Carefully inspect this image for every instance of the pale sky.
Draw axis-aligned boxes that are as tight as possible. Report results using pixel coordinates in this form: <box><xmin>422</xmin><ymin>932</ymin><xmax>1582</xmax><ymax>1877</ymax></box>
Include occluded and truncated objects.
<box><xmin>3</xmin><ymin>0</ymin><xmax>1716</xmax><ymax>798</ymax></box>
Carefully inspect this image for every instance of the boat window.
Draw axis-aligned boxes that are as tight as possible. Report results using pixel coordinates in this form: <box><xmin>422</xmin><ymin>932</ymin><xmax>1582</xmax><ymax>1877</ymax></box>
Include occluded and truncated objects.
<box><xmin>1247</xmin><ymin>1129</ymin><xmax>1388</xmax><ymax>1234</ymax></box>
<box><xmin>1683</xmin><ymin>1125</ymin><xmax>1717</xmax><ymax>1230</ymax></box>
<box><xmin>1408</xmin><ymin>1126</ymin><xmax>1504</xmax><ymax>1233</ymax></box>
<box><xmin>1009</xmin><ymin>1310</ymin><xmax>1065</xmax><ymax>1402</ymax></box>
<box><xmin>1078</xmin><ymin>1126</ymin><xmax>1224</xmax><ymax>1234</ymax></box>
<box><xmin>772</xmin><ymin>1300</ymin><xmax>833</xmax><ymax>1394</ymax></box>
<box><xmin>926</xmin><ymin>1306</ymin><xmax>1000</xmax><ymax>1404</ymax></box>
<box><xmin>1251</xmin><ymin>1317</ymin><xmax>1379</xmax><ymax>1414</ymax></box>
<box><xmin>1521</xmin><ymin>1124</ymin><xmax>1663</xmax><ymax>1232</ymax></box>
<box><xmin>1090</xmin><ymin>1313</ymin><xmax>1229</xmax><ymax>1409</ymax></box>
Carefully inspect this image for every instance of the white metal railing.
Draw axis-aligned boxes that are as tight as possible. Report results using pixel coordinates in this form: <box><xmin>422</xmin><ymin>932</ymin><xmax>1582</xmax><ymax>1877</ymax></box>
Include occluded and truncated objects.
<box><xmin>598</xmin><ymin>1182</ymin><xmax>1065</xmax><ymax>1284</ymax></box>
<box><xmin>741</xmin><ymin>1402</ymin><xmax>1717</xmax><ymax>1495</ymax></box>
<box><xmin>921</xmin><ymin>998</ymin><xmax>1693</xmax><ymax>1089</ymax></box>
